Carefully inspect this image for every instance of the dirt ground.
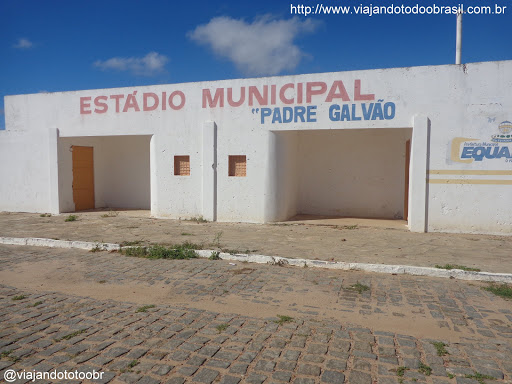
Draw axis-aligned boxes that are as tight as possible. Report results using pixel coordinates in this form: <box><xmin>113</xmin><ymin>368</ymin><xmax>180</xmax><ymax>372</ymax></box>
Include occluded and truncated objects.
<box><xmin>1</xmin><ymin>211</ymin><xmax>510</xmax><ymax>273</ymax></box>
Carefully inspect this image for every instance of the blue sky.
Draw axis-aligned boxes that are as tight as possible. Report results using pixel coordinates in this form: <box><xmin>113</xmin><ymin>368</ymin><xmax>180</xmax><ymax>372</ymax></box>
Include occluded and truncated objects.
<box><xmin>1</xmin><ymin>0</ymin><xmax>511</xmax><ymax>130</ymax></box>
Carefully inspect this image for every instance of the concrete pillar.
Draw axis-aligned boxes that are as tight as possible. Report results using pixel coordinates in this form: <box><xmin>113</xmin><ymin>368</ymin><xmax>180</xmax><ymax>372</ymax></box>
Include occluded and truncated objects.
<box><xmin>150</xmin><ymin>134</ymin><xmax>158</xmax><ymax>216</ymax></box>
<box><xmin>202</xmin><ymin>121</ymin><xmax>217</xmax><ymax>221</ymax></box>
<box><xmin>408</xmin><ymin>115</ymin><xmax>430</xmax><ymax>232</ymax></box>
<box><xmin>48</xmin><ymin>128</ymin><xmax>60</xmax><ymax>214</ymax></box>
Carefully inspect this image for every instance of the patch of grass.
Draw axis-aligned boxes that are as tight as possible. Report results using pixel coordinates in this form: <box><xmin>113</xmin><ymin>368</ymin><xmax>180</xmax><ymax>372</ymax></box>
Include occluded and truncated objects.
<box><xmin>40</xmin><ymin>213</ymin><xmax>51</xmax><ymax>217</ymax></box>
<box><xmin>216</xmin><ymin>323</ymin><xmax>229</xmax><ymax>333</ymax></box>
<box><xmin>435</xmin><ymin>264</ymin><xmax>481</xmax><ymax>272</ymax></box>
<box><xmin>348</xmin><ymin>282</ymin><xmax>370</xmax><ymax>294</ymax></box>
<box><xmin>90</xmin><ymin>244</ymin><xmax>103</xmax><ymax>253</ymax></box>
<box><xmin>343</xmin><ymin>224</ymin><xmax>358</xmax><ymax>230</ymax></box>
<box><xmin>101</xmin><ymin>209</ymin><xmax>119</xmax><ymax>218</ymax></box>
<box><xmin>181</xmin><ymin>232</ymin><xmax>194</xmax><ymax>236</ymax></box>
<box><xmin>482</xmin><ymin>283</ymin><xmax>512</xmax><ymax>299</ymax></box>
<box><xmin>209</xmin><ymin>251</ymin><xmax>222</xmax><ymax>260</ymax></box>
<box><xmin>447</xmin><ymin>373</ymin><xmax>455</xmax><ymax>379</ymax></box>
<box><xmin>0</xmin><ymin>350</ymin><xmax>13</xmax><ymax>359</ymax></box>
<box><xmin>128</xmin><ymin>360</ymin><xmax>139</xmax><ymax>368</ymax></box>
<box><xmin>186</xmin><ymin>216</ymin><xmax>208</xmax><ymax>223</ymax></box>
<box><xmin>431</xmin><ymin>341</ymin><xmax>449</xmax><ymax>356</ymax></box>
<box><xmin>65</xmin><ymin>214</ymin><xmax>78</xmax><ymax>222</ymax></box>
<box><xmin>121</xmin><ymin>242</ymin><xmax>201</xmax><ymax>260</ymax></box>
<box><xmin>397</xmin><ymin>366</ymin><xmax>409</xmax><ymax>377</ymax></box>
<box><xmin>28</xmin><ymin>301</ymin><xmax>43</xmax><ymax>307</ymax></box>
<box><xmin>136</xmin><ymin>305</ymin><xmax>155</xmax><ymax>313</ymax></box>
<box><xmin>12</xmin><ymin>295</ymin><xmax>27</xmax><ymax>301</ymax></box>
<box><xmin>222</xmin><ymin>249</ymin><xmax>257</xmax><ymax>255</ymax></box>
<box><xmin>120</xmin><ymin>240</ymin><xmax>143</xmax><ymax>247</ymax></box>
<box><xmin>98</xmin><ymin>280</ymin><xmax>107</xmax><ymax>284</ymax></box>
<box><xmin>419</xmin><ymin>363</ymin><xmax>432</xmax><ymax>376</ymax></box>
<box><xmin>465</xmin><ymin>371</ymin><xmax>496</xmax><ymax>384</ymax></box>
<box><xmin>212</xmin><ymin>231</ymin><xmax>223</xmax><ymax>247</ymax></box>
<box><xmin>274</xmin><ymin>315</ymin><xmax>294</xmax><ymax>325</ymax></box>
<box><xmin>56</xmin><ymin>329</ymin><xmax>87</xmax><ymax>342</ymax></box>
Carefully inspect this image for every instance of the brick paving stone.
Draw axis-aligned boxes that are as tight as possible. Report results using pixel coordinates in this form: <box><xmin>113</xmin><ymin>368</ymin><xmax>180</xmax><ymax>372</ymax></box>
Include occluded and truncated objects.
<box><xmin>137</xmin><ymin>376</ymin><xmax>160</xmax><ymax>384</ymax></box>
<box><xmin>177</xmin><ymin>365</ymin><xmax>199</xmax><ymax>376</ymax></box>
<box><xmin>206</xmin><ymin>359</ymin><xmax>231</xmax><ymax>369</ymax></box>
<box><xmin>326</xmin><ymin>358</ymin><xmax>347</xmax><ymax>371</ymax></box>
<box><xmin>297</xmin><ymin>363</ymin><xmax>322</xmax><ymax>376</ymax></box>
<box><xmin>245</xmin><ymin>373</ymin><xmax>268</xmax><ymax>384</ymax></box>
<box><xmin>218</xmin><ymin>376</ymin><xmax>241</xmax><ymax>384</ymax></box>
<box><xmin>349</xmin><ymin>370</ymin><xmax>373</xmax><ymax>384</ymax></box>
<box><xmin>255</xmin><ymin>359</ymin><xmax>277</xmax><ymax>372</ymax></box>
<box><xmin>193</xmin><ymin>368</ymin><xmax>220</xmax><ymax>383</ymax></box>
<box><xmin>1</xmin><ymin>245</ymin><xmax>512</xmax><ymax>384</ymax></box>
<box><xmin>293</xmin><ymin>378</ymin><xmax>316</xmax><ymax>384</ymax></box>
<box><xmin>229</xmin><ymin>362</ymin><xmax>249</xmax><ymax>374</ymax></box>
<box><xmin>273</xmin><ymin>371</ymin><xmax>293</xmax><ymax>382</ymax></box>
<box><xmin>152</xmin><ymin>364</ymin><xmax>174</xmax><ymax>375</ymax></box>
<box><xmin>321</xmin><ymin>370</ymin><xmax>346</xmax><ymax>383</ymax></box>
<box><xmin>165</xmin><ymin>378</ymin><xmax>185</xmax><ymax>384</ymax></box>
<box><xmin>303</xmin><ymin>354</ymin><xmax>325</xmax><ymax>363</ymax></box>
<box><xmin>283</xmin><ymin>350</ymin><xmax>301</xmax><ymax>361</ymax></box>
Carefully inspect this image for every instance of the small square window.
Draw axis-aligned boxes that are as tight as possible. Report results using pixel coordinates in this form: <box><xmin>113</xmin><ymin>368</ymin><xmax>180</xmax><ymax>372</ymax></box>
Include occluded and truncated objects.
<box><xmin>174</xmin><ymin>156</ymin><xmax>190</xmax><ymax>176</ymax></box>
<box><xmin>229</xmin><ymin>155</ymin><xmax>246</xmax><ymax>177</ymax></box>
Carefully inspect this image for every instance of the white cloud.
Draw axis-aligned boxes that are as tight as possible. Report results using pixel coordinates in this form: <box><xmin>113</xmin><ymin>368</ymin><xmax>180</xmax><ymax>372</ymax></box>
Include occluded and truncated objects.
<box><xmin>93</xmin><ymin>52</ymin><xmax>168</xmax><ymax>76</ymax></box>
<box><xmin>14</xmin><ymin>38</ymin><xmax>33</xmax><ymax>49</ymax></box>
<box><xmin>189</xmin><ymin>16</ymin><xmax>318</xmax><ymax>76</ymax></box>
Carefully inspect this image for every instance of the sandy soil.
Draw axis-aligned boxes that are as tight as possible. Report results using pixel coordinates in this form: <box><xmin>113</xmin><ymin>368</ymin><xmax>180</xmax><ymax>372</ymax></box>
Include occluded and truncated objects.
<box><xmin>1</xmin><ymin>211</ymin><xmax>511</xmax><ymax>273</ymax></box>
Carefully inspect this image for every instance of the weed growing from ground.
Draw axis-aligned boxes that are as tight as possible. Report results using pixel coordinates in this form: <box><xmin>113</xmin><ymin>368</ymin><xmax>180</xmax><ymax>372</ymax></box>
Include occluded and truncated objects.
<box><xmin>212</xmin><ymin>231</ymin><xmax>223</xmax><ymax>248</ymax></box>
<box><xmin>65</xmin><ymin>215</ymin><xmax>77</xmax><ymax>222</ymax></box>
<box><xmin>349</xmin><ymin>282</ymin><xmax>370</xmax><ymax>294</ymax></box>
<box><xmin>39</xmin><ymin>213</ymin><xmax>51</xmax><ymax>217</ymax></box>
<box><xmin>187</xmin><ymin>216</ymin><xmax>208</xmax><ymax>223</ymax></box>
<box><xmin>101</xmin><ymin>209</ymin><xmax>119</xmax><ymax>218</ymax></box>
<box><xmin>396</xmin><ymin>366</ymin><xmax>409</xmax><ymax>377</ymax></box>
<box><xmin>465</xmin><ymin>372</ymin><xmax>496</xmax><ymax>384</ymax></box>
<box><xmin>431</xmin><ymin>341</ymin><xmax>449</xmax><ymax>356</ymax></box>
<box><xmin>136</xmin><ymin>305</ymin><xmax>155</xmax><ymax>313</ymax></box>
<box><xmin>120</xmin><ymin>240</ymin><xmax>143</xmax><ymax>247</ymax></box>
<box><xmin>482</xmin><ymin>283</ymin><xmax>512</xmax><ymax>299</ymax></box>
<box><xmin>209</xmin><ymin>251</ymin><xmax>221</xmax><ymax>260</ymax></box>
<box><xmin>12</xmin><ymin>295</ymin><xmax>26</xmax><ymax>301</ymax></box>
<box><xmin>216</xmin><ymin>323</ymin><xmax>229</xmax><ymax>333</ymax></box>
<box><xmin>435</xmin><ymin>264</ymin><xmax>481</xmax><ymax>272</ymax></box>
<box><xmin>54</xmin><ymin>329</ymin><xmax>87</xmax><ymax>342</ymax></box>
<box><xmin>274</xmin><ymin>315</ymin><xmax>294</xmax><ymax>325</ymax></box>
<box><xmin>90</xmin><ymin>244</ymin><xmax>103</xmax><ymax>252</ymax></box>
<box><xmin>121</xmin><ymin>242</ymin><xmax>201</xmax><ymax>260</ymax></box>
<box><xmin>28</xmin><ymin>301</ymin><xmax>43</xmax><ymax>307</ymax></box>
<box><xmin>419</xmin><ymin>363</ymin><xmax>432</xmax><ymax>376</ymax></box>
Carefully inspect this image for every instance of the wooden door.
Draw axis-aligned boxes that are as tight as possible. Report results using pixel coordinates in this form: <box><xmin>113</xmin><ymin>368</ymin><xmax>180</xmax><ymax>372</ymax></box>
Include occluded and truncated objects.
<box><xmin>404</xmin><ymin>140</ymin><xmax>410</xmax><ymax>221</ymax></box>
<box><xmin>72</xmin><ymin>146</ymin><xmax>95</xmax><ymax>211</ymax></box>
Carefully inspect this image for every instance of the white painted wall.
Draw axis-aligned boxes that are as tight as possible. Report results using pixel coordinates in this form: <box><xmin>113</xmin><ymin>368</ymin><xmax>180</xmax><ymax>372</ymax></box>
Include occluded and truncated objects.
<box><xmin>0</xmin><ymin>130</ymin><xmax>52</xmax><ymax>212</ymax></box>
<box><xmin>296</xmin><ymin>128</ymin><xmax>412</xmax><ymax>219</ymax></box>
<box><xmin>58</xmin><ymin>136</ymin><xmax>150</xmax><ymax>212</ymax></box>
<box><xmin>2</xmin><ymin>61</ymin><xmax>512</xmax><ymax>234</ymax></box>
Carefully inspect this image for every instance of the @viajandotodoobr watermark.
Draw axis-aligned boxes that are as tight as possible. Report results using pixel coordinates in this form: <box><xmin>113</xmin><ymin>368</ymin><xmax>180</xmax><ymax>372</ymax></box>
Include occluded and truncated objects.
<box><xmin>3</xmin><ymin>368</ymin><xmax>104</xmax><ymax>382</ymax></box>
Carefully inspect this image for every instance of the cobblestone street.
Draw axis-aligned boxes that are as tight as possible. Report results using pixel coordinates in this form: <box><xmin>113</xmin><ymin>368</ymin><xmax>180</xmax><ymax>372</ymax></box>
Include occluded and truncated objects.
<box><xmin>0</xmin><ymin>244</ymin><xmax>511</xmax><ymax>383</ymax></box>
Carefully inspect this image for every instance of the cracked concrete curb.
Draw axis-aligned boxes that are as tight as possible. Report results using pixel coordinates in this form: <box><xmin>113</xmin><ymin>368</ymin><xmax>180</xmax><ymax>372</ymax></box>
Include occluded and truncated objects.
<box><xmin>1</xmin><ymin>236</ymin><xmax>511</xmax><ymax>283</ymax></box>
